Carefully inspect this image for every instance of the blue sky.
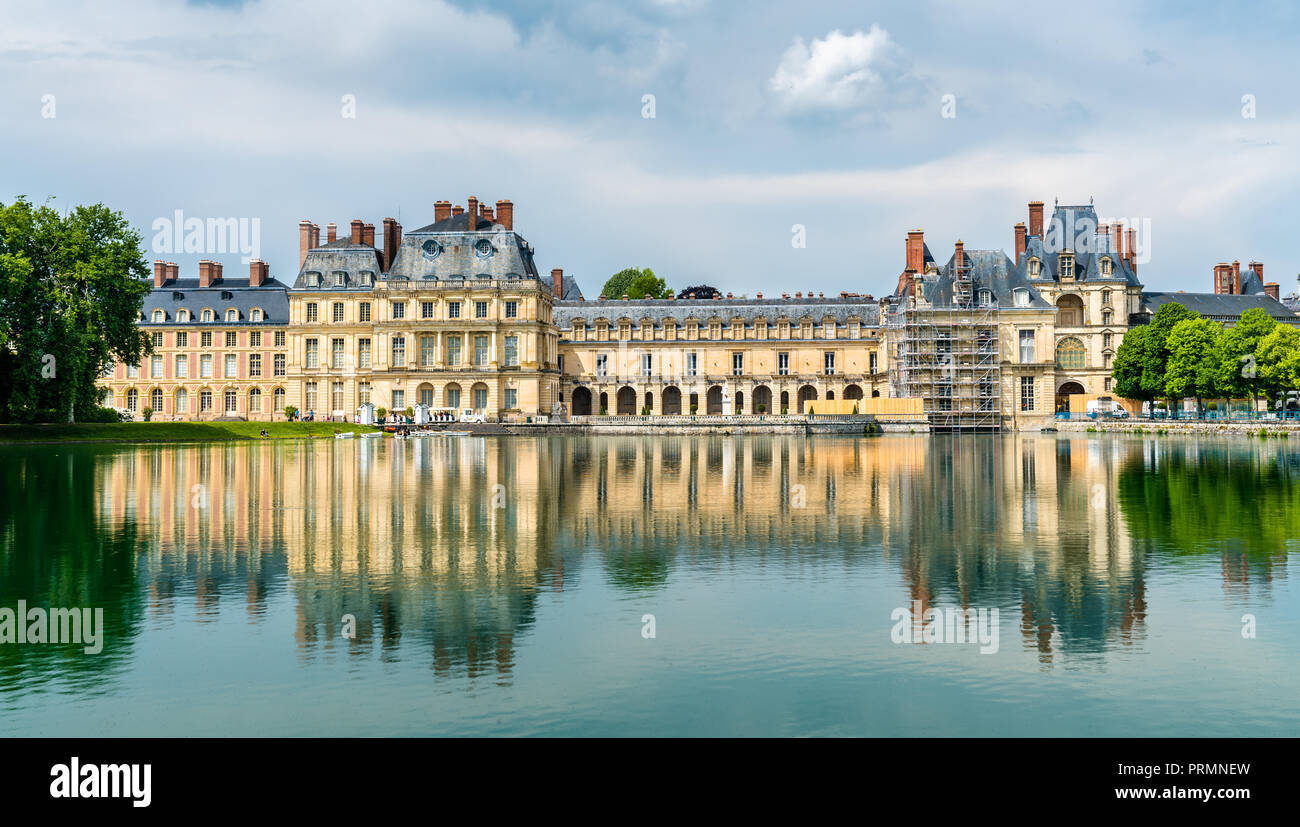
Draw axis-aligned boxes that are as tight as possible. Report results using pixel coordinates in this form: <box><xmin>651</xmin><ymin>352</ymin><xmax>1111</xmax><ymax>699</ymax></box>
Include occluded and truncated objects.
<box><xmin>2</xmin><ymin>0</ymin><xmax>1297</xmax><ymax>298</ymax></box>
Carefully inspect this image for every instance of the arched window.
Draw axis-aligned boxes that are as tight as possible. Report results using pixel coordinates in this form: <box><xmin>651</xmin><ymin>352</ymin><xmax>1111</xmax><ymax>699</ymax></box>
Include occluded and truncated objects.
<box><xmin>152</xmin><ymin>309</ymin><xmax>165</xmax><ymax>322</ymax></box>
<box><xmin>273</xmin><ymin>387</ymin><xmax>285</xmax><ymax>413</ymax></box>
<box><xmin>226</xmin><ymin>308</ymin><xmax>238</xmax><ymax>321</ymax></box>
<box><xmin>249</xmin><ymin>387</ymin><xmax>262</xmax><ymax>414</ymax></box>
<box><xmin>201</xmin><ymin>309</ymin><xmax>214</xmax><ymax>322</ymax></box>
<box><xmin>126</xmin><ymin>388</ymin><xmax>139</xmax><ymax>412</ymax></box>
<box><xmin>175</xmin><ymin>388</ymin><xmax>188</xmax><ymax>415</ymax></box>
<box><xmin>250</xmin><ymin>308</ymin><xmax>263</xmax><ymax>322</ymax></box>
<box><xmin>1100</xmin><ymin>257</ymin><xmax>1114</xmax><ymax>277</ymax></box>
<box><xmin>150</xmin><ymin>388</ymin><xmax>163</xmax><ymax>411</ymax></box>
<box><xmin>977</xmin><ymin>289</ymin><xmax>994</xmax><ymax>307</ymax></box>
<box><xmin>1056</xmin><ymin>337</ymin><xmax>1086</xmax><ymax>370</ymax></box>
<box><xmin>1056</xmin><ymin>294</ymin><xmax>1084</xmax><ymax>327</ymax></box>
<box><xmin>1013</xmin><ymin>288</ymin><xmax>1030</xmax><ymax>307</ymax></box>
<box><xmin>177</xmin><ymin>309</ymin><xmax>190</xmax><ymax>322</ymax></box>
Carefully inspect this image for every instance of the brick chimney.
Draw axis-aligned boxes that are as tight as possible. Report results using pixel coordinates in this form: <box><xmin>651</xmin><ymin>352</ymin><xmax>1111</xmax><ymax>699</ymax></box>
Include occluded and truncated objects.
<box><xmin>1028</xmin><ymin>201</ymin><xmax>1044</xmax><ymax>238</ymax></box>
<box><xmin>153</xmin><ymin>259</ymin><xmax>167</xmax><ymax>288</ymax></box>
<box><xmin>213</xmin><ymin>261</ymin><xmax>223</xmax><ymax>283</ymax></box>
<box><xmin>482</xmin><ymin>206</ymin><xmax>494</xmax><ymax>222</ymax></box>
<box><xmin>349</xmin><ymin>220</ymin><xmax>362</xmax><ymax>245</ymax></box>
<box><xmin>452</xmin><ymin>205</ymin><xmax>464</xmax><ymax>217</ymax></box>
<box><xmin>167</xmin><ymin>262</ymin><xmax>178</xmax><ymax>282</ymax></box>
<box><xmin>953</xmin><ymin>240</ymin><xmax>965</xmax><ymax>277</ymax></box>
<box><xmin>1213</xmin><ymin>263</ymin><xmax>1231</xmax><ymax>294</ymax></box>
<box><xmin>467</xmin><ymin>197</ymin><xmax>478</xmax><ymax>229</ymax></box>
<box><xmin>434</xmin><ymin>201</ymin><xmax>452</xmax><ymax>223</ymax></box>
<box><xmin>1232</xmin><ymin>260</ymin><xmax>1241</xmax><ymax>295</ymax></box>
<box><xmin>310</xmin><ymin>223</ymin><xmax>319</xmax><ymax>252</ymax></box>
<box><xmin>1013</xmin><ymin>222</ymin><xmax>1027</xmax><ymax>263</ymax></box>
<box><xmin>382</xmin><ymin>218</ymin><xmax>400</xmax><ymax>272</ymax></box>
<box><xmin>1250</xmin><ymin>261</ymin><xmax>1263</xmax><ymax>283</ymax></box>
<box><xmin>1126</xmin><ymin>229</ymin><xmax>1137</xmax><ymax>274</ymax></box>
<box><xmin>299</xmin><ymin>220</ymin><xmax>312</xmax><ymax>268</ymax></box>
<box><xmin>1265</xmin><ymin>282</ymin><xmax>1280</xmax><ymax>300</ymax></box>
<box><xmin>249</xmin><ymin>258</ymin><xmax>268</xmax><ymax>287</ymax></box>
<box><xmin>552</xmin><ymin>268</ymin><xmax>564</xmax><ymax>299</ymax></box>
<box><xmin>496</xmin><ymin>200</ymin><xmax>513</xmax><ymax>231</ymax></box>
<box><xmin>327</xmin><ymin>222</ymin><xmax>337</xmax><ymax>244</ymax></box>
<box><xmin>361</xmin><ymin>223</ymin><xmax>375</xmax><ymax>248</ymax></box>
<box><xmin>1110</xmin><ymin>222</ymin><xmax>1123</xmax><ymax>257</ymax></box>
<box><xmin>198</xmin><ymin>260</ymin><xmax>213</xmax><ymax>288</ymax></box>
<box><xmin>906</xmin><ymin>229</ymin><xmax>925</xmax><ymax>273</ymax></box>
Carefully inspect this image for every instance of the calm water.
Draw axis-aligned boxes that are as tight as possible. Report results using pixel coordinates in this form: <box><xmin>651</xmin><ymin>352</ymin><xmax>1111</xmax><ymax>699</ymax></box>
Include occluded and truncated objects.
<box><xmin>1</xmin><ymin>433</ymin><xmax>1298</xmax><ymax>737</ymax></box>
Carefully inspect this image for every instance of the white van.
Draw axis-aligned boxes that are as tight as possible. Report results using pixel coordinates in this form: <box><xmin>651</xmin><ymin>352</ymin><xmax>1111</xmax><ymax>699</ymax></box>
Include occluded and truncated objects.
<box><xmin>1086</xmin><ymin>399</ymin><xmax>1128</xmax><ymax>419</ymax></box>
<box><xmin>459</xmin><ymin>409</ymin><xmax>486</xmax><ymax>424</ymax></box>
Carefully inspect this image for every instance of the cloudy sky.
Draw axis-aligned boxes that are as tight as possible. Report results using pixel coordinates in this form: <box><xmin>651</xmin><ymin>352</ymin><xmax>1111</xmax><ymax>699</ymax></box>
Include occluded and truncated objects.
<box><xmin>2</xmin><ymin>0</ymin><xmax>1297</xmax><ymax>298</ymax></box>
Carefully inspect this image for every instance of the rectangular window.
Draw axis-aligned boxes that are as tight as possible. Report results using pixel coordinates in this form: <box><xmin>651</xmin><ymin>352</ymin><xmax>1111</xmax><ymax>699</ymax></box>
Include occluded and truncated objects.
<box><xmin>1020</xmin><ymin>376</ymin><xmax>1035</xmax><ymax>411</ymax></box>
<box><xmin>778</xmin><ymin>352</ymin><xmax>789</xmax><ymax>376</ymax></box>
<box><xmin>733</xmin><ymin>352</ymin><xmax>744</xmax><ymax>376</ymax></box>
<box><xmin>250</xmin><ymin>331</ymin><xmax>261</xmax><ymax>347</ymax></box>
<box><xmin>359</xmin><ymin>382</ymin><xmax>371</xmax><ymax>405</ymax></box>
<box><xmin>358</xmin><ymin>338</ymin><xmax>371</xmax><ymax>369</ymax></box>
<box><xmin>305</xmin><ymin>338</ymin><xmax>319</xmax><ymax>369</ymax></box>
<box><xmin>200</xmin><ymin>390</ymin><xmax>213</xmax><ymax>412</ymax></box>
<box><xmin>447</xmin><ymin>336</ymin><xmax>461</xmax><ymax>367</ymax></box>
<box><xmin>475</xmin><ymin>301</ymin><xmax>488</xmax><ymax>318</ymax></box>
<box><xmin>596</xmin><ymin>354</ymin><xmax>608</xmax><ymax>377</ymax></box>
<box><xmin>275</xmin><ymin>331</ymin><xmax>285</xmax><ymax>347</ymax></box>
<box><xmin>226</xmin><ymin>331</ymin><xmax>237</xmax><ymax>348</ymax></box>
<box><xmin>175</xmin><ymin>355</ymin><xmax>188</xmax><ymax>378</ymax></box>
<box><xmin>448</xmin><ymin>301</ymin><xmax>461</xmax><ymax>319</ymax></box>
<box><xmin>333</xmin><ymin>302</ymin><xmax>344</xmax><ymax>323</ymax></box>
<box><xmin>176</xmin><ymin>331</ymin><xmax>188</xmax><ymax>348</ymax></box>
<box><xmin>359</xmin><ymin>302</ymin><xmax>371</xmax><ymax>322</ymax></box>
<box><xmin>504</xmin><ymin>388</ymin><xmax>517</xmax><ymax>409</ymax></box>
<box><xmin>870</xmin><ymin>351</ymin><xmax>878</xmax><ymax>373</ymax></box>
<box><xmin>249</xmin><ymin>354</ymin><xmax>262</xmax><ymax>377</ymax></box>
<box><xmin>642</xmin><ymin>353</ymin><xmax>653</xmax><ymax>377</ymax></box>
<box><xmin>152</xmin><ymin>332</ymin><xmax>164</xmax><ymax>348</ymax></box>
<box><xmin>151</xmin><ymin>355</ymin><xmax>163</xmax><ymax>378</ymax></box>
<box><xmin>332</xmin><ymin>338</ymin><xmax>345</xmax><ymax>369</ymax></box>
<box><xmin>504</xmin><ymin>336</ymin><xmax>518</xmax><ymax>367</ymax></box>
<box><xmin>505</xmin><ymin>301</ymin><xmax>518</xmax><ymax>319</ymax></box>
<box><xmin>1019</xmin><ymin>330</ymin><xmax>1035</xmax><ymax>364</ymax></box>
<box><xmin>306</xmin><ymin>303</ymin><xmax>318</xmax><ymax>322</ymax></box>
<box><xmin>225</xmin><ymin>390</ymin><xmax>237</xmax><ymax>413</ymax></box>
<box><xmin>473</xmin><ymin>386</ymin><xmax>488</xmax><ymax>410</ymax></box>
<box><xmin>391</xmin><ymin>336</ymin><xmax>406</xmax><ymax>367</ymax></box>
<box><xmin>224</xmin><ymin>354</ymin><xmax>237</xmax><ymax>378</ymax></box>
<box><xmin>421</xmin><ymin>301</ymin><xmax>435</xmax><ymax>319</ymax></box>
<box><xmin>274</xmin><ymin>354</ymin><xmax>286</xmax><ymax>376</ymax></box>
<box><xmin>201</xmin><ymin>331</ymin><xmax>212</xmax><ymax>347</ymax></box>
<box><xmin>421</xmin><ymin>336</ymin><xmax>436</xmax><ymax>367</ymax></box>
<box><xmin>474</xmin><ymin>335</ymin><xmax>488</xmax><ymax>366</ymax></box>
<box><xmin>823</xmin><ymin>352</ymin><xmax>835</xmax><ymax>375</ymax></box>
<box><xmin>392</xmin><ymin>390</ymin><xmax>404</xmax><ymax>411</ymax></box>
<box><xmin>199</xmin><ymin>355</ymin><xmax>213</xmax><ymax>378</ymax></box>
<box><xmin>686</xmin><ymin>352</ymin><xmax>697</xmax><ymax>377</ymax></box>
<box><xmin>305</xmin><ymin>382</ymin><xmax>317</xmax><ymax>412</ymax></box>
<box><xmin>392</xmin><ymin>302</ymin><xmax>405</xmax><ymax>320</ymax></box>
<box><xmin>332</xmin><ymin>382</ymin><xmax>343</xmax><ymax>411</ymax></box>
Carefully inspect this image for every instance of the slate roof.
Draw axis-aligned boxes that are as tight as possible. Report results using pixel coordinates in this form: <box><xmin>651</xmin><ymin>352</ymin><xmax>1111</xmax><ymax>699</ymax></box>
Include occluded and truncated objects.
<box><xmin>921</xmin><ymin>249</ymin><xmax>1053</xmax><ymax>309</ymax></box>
<box><xmin>141</xmin><ymin>278</ymin><xmax>290</xmax><ymax>324</ymax></box>
<box><xmin>1017</xmin><ymin>204</ymin><xmax>1141</xmax><ymax>287</ymax></box>
<box><xmin>1237</xmin><ymin>266</ymin><xmax>1266</xmax><ymax>295</ymax></box>
<box><xmin>1138</xmin><ymin>291</ymin><xmax>1300</xmax><ymax>325</ymax></box>
<box><xmin>555</xmin><ymin>296</ymin><xmax>881</xmax><ymax>329</ymax></box>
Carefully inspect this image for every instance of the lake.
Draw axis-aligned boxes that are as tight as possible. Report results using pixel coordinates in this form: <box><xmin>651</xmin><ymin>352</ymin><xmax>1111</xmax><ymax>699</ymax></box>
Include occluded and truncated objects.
<box><xmin>1</xmin><ymin>433</ymin><xmax>1297</xmax><ymax>736</ymax></box>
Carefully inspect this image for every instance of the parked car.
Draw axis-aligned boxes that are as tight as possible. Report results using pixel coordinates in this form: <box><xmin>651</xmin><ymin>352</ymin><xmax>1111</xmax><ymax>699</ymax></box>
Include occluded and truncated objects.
<box><xmin>459</xmin><ymin>409</ymin><xmax>486</xmax><ymax>424</ymax></box>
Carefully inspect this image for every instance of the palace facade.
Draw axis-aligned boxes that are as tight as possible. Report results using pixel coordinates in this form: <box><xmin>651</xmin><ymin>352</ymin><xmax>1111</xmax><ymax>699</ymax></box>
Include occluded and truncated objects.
<box><xmin>99</xmin><ymin>196</ymin><xmax>1299</xmax><ymax>429</ymax></box>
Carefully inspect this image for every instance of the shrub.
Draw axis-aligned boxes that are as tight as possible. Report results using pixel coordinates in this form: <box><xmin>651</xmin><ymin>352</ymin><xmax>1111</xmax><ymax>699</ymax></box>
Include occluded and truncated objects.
<box><xmin>376</xmin><ymin>407</ymin><xmax>386</xmax><ymax>418</ymax></box>
<box><xmin>600</xmin><ymin>406</ymin><xmax>608</xmax><ymax>415</ymax></box>
<box><xmin>284</xmin><ymin>406</ymin><xmax>298</xmax><ymax>421</ymax></box>
<box><xmin>807</xmin><ymin>405</ymin><xmax>815</xmax><ymax>416</ymax></box>
<box><xmin>83</xmin><ymin>407</ymin><xmax>121</xmax><ymax>423</ymax></box>
<box><xmin>757</xmin><ymin>403</ymin><xmax>766</xmax><ymax>414</ymax></box>
<box><xmin>141</xmin><ymin>406</ymin><xmax>154</xmax><ymax>422</ymax></box>
<box><xmin>781</xmin><ymin>406</ymin><xmax>788</xmax><ymax>415</ymax></box>
<box><xmin>689</xmin><ymin>404</ymin><xmax>697</xmax><ymax>415</ymax></box>
<box><xmin>404</xmin><ymin>407</ymin><xmax>414</xmax><ymax>419</ymax></box>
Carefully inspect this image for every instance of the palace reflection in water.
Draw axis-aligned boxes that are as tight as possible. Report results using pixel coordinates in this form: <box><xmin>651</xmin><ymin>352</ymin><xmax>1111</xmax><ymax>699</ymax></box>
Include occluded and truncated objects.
<box><xmin>5</xmin><ymin>433</ymin><xmax>1294</xmax><ymax>698</ymax></box>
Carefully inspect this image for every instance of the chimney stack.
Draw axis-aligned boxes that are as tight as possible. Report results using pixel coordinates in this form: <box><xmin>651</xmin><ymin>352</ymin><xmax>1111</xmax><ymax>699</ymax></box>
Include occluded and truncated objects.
<box><xmin>452</xmin><ymin>205</ymin><xmax>464</xmax><ymax>217</ymax></box>
<box><xmin>1265</xmin><ymin>282</ymin><xmax>1280</xmax><ymax>300</ymax></box>
<box><xmin>434</xmin><ymin>201</ymin><xmax>452</xmax><ymax>223</ymax></box>
<box><xmin>1213</xmin><ymin>263</ymin><xmax>1231</xmax><ymax>294</ymax></box>
<box><xmin>382</xmin><ymin>218</ymin><xmax>401</xmax><ymax>272</ymax></box>
<box><xmin>153</xmin><ymin>259</ymin><xmax>167</xmax><ymax>288</ymax></box>
<box><xmin>327</xmin><ymin>222</ymin><xmax>337</xmax><ymax>244</ymax></box>
<box><xmin>1126</xmin><ymin>229</ymin><xmax>1138</xmax><ymax>274</ymax></box>
<box><xmin>905</xmin><ymin>229</ymin><xmax>925</xmax><ymax>273</ymax></box>
<box><xmin>552</xmin><ymin>268</ymin><xmax>564</xmax><ymax>299</ymax></box>
<box><xmin>299</xmin><ymin>220</ymin><xmax>313</xmax><ymax>268</ymax></box>
<box><xmin>167</xmin><ymin>262</ymin><xmax>178</xmax><ymax>282</ymax></box>
<box><xmin>1013</xmin><ymin>222</ymin><xmax>1027</xmax><ymax>263</ymax></box>
<box><xmin>496</xmin><ymin>200</ymin><xmax>513</xmax><ymax>231</ymax></box>
<box><xmin>1250</xmin><ymin>261</ymin><xmax>1263</xmax><ymax>283</ymax></box>
<box><xmin>249</xmin><ymin>258</ymin><xmax>268</xmax><ymax>287</ymax></box>
<box><xmin>466</xmin><ymin>197</ymin><xmax>479</xmax><ymax>228</ymax></box>
<box><xmin>213</xmin><ymin>261</ymin><xmax>223</xmax><ymax>283</ymax></box>
<box><xmin>1232</xmin><ymin>260</ymin><xmax>1241</xmax><ymax>295</ymax></box>
<box><xmin>953</xmin><ymin>240</ymin><xmax>965</xmax><ymax>278</ymax></box>
<box><xmin>309</xmin><ymin>223</ymin><xmax>319</xmax><ymax>252</ymax></box>
<box><xmin>482</xmin><ymin>206</ymin><xmax>494</xmax><ymax>222</ymax></box>
<box><xmin>350</xmin><ymin>220</ymin><xmax>363</xmax><ymax>245</ymax></box>
<box><xmin>362</xmin><ymin>223</ymin><xmax>375</xmax><ymax>248</ymax></box>
<box><xmin>198</xmin><ymin>260</ymin><xmax>213</xmax><ymax>288</ymax></box>
<box><xmin>1028</xmin><ymin>201</ymin><xmax>1044</xmax><ymax>238</ymax></box>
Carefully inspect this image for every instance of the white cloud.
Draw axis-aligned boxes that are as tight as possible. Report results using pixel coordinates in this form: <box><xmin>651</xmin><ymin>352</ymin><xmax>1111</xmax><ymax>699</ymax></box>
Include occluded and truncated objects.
<box><xmin>767</xmin><ymin>25</ymin><xmax>907</xmax><ymax>112</ymax></box>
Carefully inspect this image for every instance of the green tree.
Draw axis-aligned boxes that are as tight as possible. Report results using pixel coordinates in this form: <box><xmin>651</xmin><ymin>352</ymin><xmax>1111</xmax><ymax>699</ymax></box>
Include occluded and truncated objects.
<box><xmin>1112</xmin><ymin>303</ymin><xmax>1200</xmax><ymax>404</ymax></box>
<box><xmin>1255</xmin><ymin>324</ymin><xmax>1300</xmax><ymax>403</ymax></box>
<box><xmin>1164</xmin><ymin>318</ymin><xmax>1222</xmax><ymax>409</ymax></box>
<box><xmin>1112</xmin><ymin>324</ymin><xmax>1153</xmax><ymax>401</ymax></box>
<box><xmin>1210</xmin><ymin>307</ymin><xmax>1277</xmax><ymax>409</ymax></box>
<box><xmin>0</xmin><ymin>197</ymin><xmax>150</xmax><ymax>422</ymax></box>
<box><xmin>601</xmin><ymin>267</ymin><xmax>671</xmax><ymax>300</ymax></box>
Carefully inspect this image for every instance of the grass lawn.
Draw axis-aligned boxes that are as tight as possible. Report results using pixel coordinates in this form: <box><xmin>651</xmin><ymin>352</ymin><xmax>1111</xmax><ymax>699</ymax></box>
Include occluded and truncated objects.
<box><xmin>0</xmin><ymin>421</ymin><xmax>380</xmax><ymax>444</ymax></box>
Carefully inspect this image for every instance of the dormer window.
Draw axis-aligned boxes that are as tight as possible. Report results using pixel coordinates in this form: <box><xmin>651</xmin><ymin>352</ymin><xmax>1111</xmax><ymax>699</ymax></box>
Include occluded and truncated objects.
<box><xmin>1100</xmin><ymin>257</ymin><xmax>1114</xmax><ymax>277</ymax></box>
<box><xmin>333</xmin><ymin>271</ymin><xmax>347</xmax><ymax>287</ymax></box>
<box><xmin>177</xmin><ymin>309</ymin><xmax>190</xmax><ymax>322</ymax></box>
<box><xmin>977</xmin><ymin>289</ymin><xmax>994</xmax><ymax>307</ymax></box>
<box><xmin>226</xmin><ymin>309</ymin><xmax>238</xmax><ymax>321</ymax></box>
<box><xmin>220</xmin><ymin>291</ymin><xmax>233</xmax><ymax>301</ymax></box>
<box><xmin>1028</xmin><ymin>258</ymin><xmax>1041</xmax><ymax>278</ymax></box>
<box><xmin>307</xmin><ymin>272</ymin><xmax>322</xmax><ymax>287</ymax></box>
<box><xmin>1013</xmin><ymin>288</ymin><xmax>1030</xmax><ymax>307</ymax></box>
<box><xmin>201</xmin><ymin>309</ymin><xmax>214</xmax><ymax>322</ymax></box>
<box><xmin>1060</xmin><ymin>254</ymin><xmax>1075</xmax><ymax>280</ymax></box>
<box><xmin>251</xmin><ymin>308</ymin><xmax>263</xmax><ymax>322</ymax></box>
<box><xmin>152</xmin><ymin>309</ymin><xmax>165</xmax><ymax>322</ymax></box>
<box><xmin>358</xmin><ymin>271</ymin><xmax>374</xmax><ymax>287</ymax></box>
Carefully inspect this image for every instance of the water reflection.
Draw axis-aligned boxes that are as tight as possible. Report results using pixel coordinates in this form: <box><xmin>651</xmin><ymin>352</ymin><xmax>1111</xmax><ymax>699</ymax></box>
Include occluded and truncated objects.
<box><xmin>1</xmin><ymin>434</ymin><xmax>1296</xmax><ymax>695</ymax></box>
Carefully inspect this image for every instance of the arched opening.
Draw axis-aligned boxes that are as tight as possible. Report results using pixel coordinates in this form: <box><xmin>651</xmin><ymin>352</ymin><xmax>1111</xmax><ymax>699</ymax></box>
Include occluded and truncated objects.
<box><xmin>797</xmin><ymin>384</ymin><xmax>817</xmax><ymax>413</ymax></box>
<box><xmin>1056</xmin><ymin>294</ymin><xmax>1084</xmax><ymax>327</ymax></box>
<box><xmin>844</xmin><ymin>384</ymin><xmax>864</xmax><ymax>400</ymax></box>
<box><xmin>616</xmin><ymin>386</ymin><xmax>637</xmax><ymax>415</ymax></box>
<box><xmin>571</xmin><ymin>387</ymin><xmax>593</xmax><ymax>416</ymax></box>
<box><xmin>1055</xmin><ymin>337</ymin><xmax>1086</xmax><ymax>370</ymax></box>
<box><xmin>688</xmin><ymin>392</ymin><xmax>699</xmax><ymax>414</ymax></box>
<box><xmin>734</xmin><ymin>391</ymin><xmax>744</xmax><ymax>414</ymax></box>
<box><xmin>706</xmin><ymin>385</ymin><xmax>723</xmax><ymax>414</ymax></box>
<box><xmin>871</xmin><ymin>389</ymin><xmax>880</xmax><ymax>398</ymax></box>
<box><xmin>780</xmin><ymin>390</ymin><xmax>790</xmax><ymax>413</ymax></box>
<box><xmin>445</xmin><ymin>383</ymin><xmax>462</xmax><ymax>410</ymax></box>
<box><xmin>1056</xmin><ymin>380</ymin><xmax>1086</xmax><ymax>413</ymax></box>
<box><xmin>248</xmin><ymin>387</ymin><xmax>261</xmax><ymax>415</ymax></box>
<box><xmin>417</xmin><ymin>382</ymin><xmax>435</xmax><ymax>408</ymax></box>
<box><xmin>826</xmin><ymin>390</ymin><xmax>835</xmax><ymax>401</ymax></box>
<box><xmin>753</xmin><ymin>385</ymin><xmax>772</xmax><ymax>414</ymax></box>
<box><xmin>643</xmin><ymin>391</ymin><xmax>654</xmax><ymax>415</ymax></box>
<box><xmin>662</xmin><ymin>386</ymin><xmax>682</xmax><ymax>415</ymax></box>
<box><xmin>599</xmin><ymin>392</ymin><xmax>609</xmax><ymax>414</ymax></box>
<box><xmin>471</xmin><ymin>382</ymin><xmax>489</xmax><ymax>412</ymax></box>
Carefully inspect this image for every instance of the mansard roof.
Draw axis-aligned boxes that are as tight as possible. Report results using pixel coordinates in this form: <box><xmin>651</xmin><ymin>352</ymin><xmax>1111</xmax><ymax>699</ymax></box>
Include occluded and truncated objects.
<box><xmin>554</xmin><ymin>296</ymin><xmax>881</xmax><ymax>329</ymax></box>
<box><xmin>922</xmin><ymin>249</ymin><xmax>1052</xmax><ymax>309</ymax></box>
<box><xmin>1139</xmin><ymin>291</ymin><xmax>1300</xmax><ymax>325</ymax></box>
<box><xmin>1017</xmin><ymin>204</ymin><xmax>1140</xmax><ymax>287</ymax></box>
<box><xmin>141</xmin><ymin>278</ymin><xmax>290</xmax><ymax>324</ymax></box>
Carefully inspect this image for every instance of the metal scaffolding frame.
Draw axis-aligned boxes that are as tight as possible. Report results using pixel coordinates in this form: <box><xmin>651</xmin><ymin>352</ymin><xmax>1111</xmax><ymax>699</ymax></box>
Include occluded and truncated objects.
<box><xmin>887</xmin><ymin>279</ymin><xmax>1002</xmax><ymax>431</ymax></box>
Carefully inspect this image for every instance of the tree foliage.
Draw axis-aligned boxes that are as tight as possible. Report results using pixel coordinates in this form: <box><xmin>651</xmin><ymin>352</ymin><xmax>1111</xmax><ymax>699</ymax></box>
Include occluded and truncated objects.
<box><xmin>1208</xmin><ymin>307</ymin><xmax>1277</xmax><ymax>405</ymax></box>
<box><xmin>601</xmin><ymin>267</ymin><xmax>671</xmax><ymax>300</ymax></box>
<box><xmin>1164</xmin><ymin>318</ymin><xmax>1223</xmax><ymax>402</ymax></box>
<box><xmin>676</xmin><ymin>284</ymin><xmax>721</xmax><ymax>300</ymax></box>
<box><xmin>0</xmin><ymin>196</ymin><xmax>151</xmax><ymax>422</ymax></box>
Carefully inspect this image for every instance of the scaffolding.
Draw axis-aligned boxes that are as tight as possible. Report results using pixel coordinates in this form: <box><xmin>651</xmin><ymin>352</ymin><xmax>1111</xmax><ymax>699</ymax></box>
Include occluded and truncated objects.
<box><xmin>887</xmin><ymin>275</ymin><xmax>1002</xmax><ymax>431</ymax></box>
